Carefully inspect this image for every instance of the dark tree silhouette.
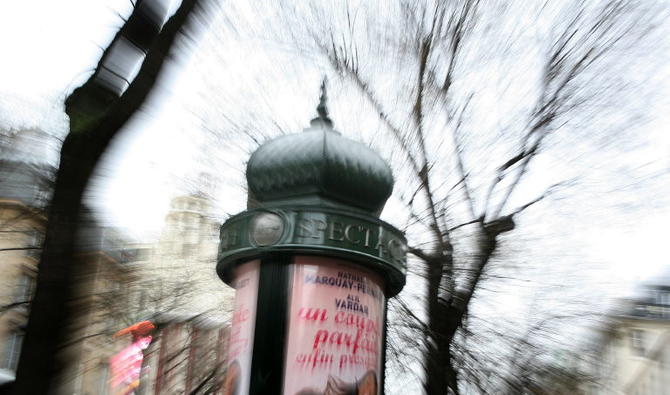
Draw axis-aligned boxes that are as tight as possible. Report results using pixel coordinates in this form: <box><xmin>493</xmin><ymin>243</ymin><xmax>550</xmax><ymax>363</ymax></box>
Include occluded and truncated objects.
<box><xmin>294</xmin><ymin>1</ymin><xmax>659</xmax><ymax>393</ymax></box>
<box><xmin>192</xmin><ymin>0</ymin><xmax>664</xmax><ymax>393</ymax></box>
<box><xmin>4</xmin><ymin>0</ymin><xmax>214</xmax><ymax>393</ymax></box>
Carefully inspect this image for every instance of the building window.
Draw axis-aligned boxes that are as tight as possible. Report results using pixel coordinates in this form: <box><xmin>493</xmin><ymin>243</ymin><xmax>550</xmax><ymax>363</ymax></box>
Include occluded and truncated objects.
<box><xmin>25</xmin><ymin>230</ymin><xmax>43</xmax><ymax>259</ymax></box>
<box><xmin>630</xmin><ymin>329</ymin><xmax>645</xmax><ymax>355</ymax></box>
<box><xmin>2</xmin><ymin>331</ymin><xmax>24</xmax><ymax>371</ymax></box>
<box><xmin>659</xmin><ymin>292</ymin><xmax>670</xmax><ymax>318</ymax></box>
<box><xmin>98</xmin><ymin>363</ymin><xmax>109</xmax><ymax>395</ymax></box>
<box><xmin>662</xmin><ymin>292</ymin><xmax>670</xmax><ymax>306</ymax></box>
<box><xmin>13</xmin><ymin>273</ymin><xmax>35</xmax><ymax>304</ymax></box>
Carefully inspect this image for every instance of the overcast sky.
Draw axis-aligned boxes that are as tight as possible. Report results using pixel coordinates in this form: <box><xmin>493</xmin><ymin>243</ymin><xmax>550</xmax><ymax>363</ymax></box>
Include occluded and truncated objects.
<box><xmin>1</xmin><ymin>0</ymin><xmax>669</xmax><ymax>297</ymax></box>
<box><xmin>2</xmin><ymin>2</ymin><xmax>670</xmax><ymax>393</ymax></box>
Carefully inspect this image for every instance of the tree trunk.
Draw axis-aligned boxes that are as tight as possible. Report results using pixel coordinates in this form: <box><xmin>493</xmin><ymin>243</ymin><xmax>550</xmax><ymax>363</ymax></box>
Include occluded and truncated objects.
<box><xmin>423</xmin><ymin>256</ymin><xmax>460</xmax><ymax>395</ymax></box>
<box><xmin>9</xmin><ymin>135</ymin><xmax>96</xmax><ymax>394</ymax></box>
<box><xmin>423</xmin><ymin>232</ymin><xmax>498</xmax><ymax>395</ymax></box>
<box><xmin>4</xmin><ymin>1</ymin><xmax>205</xmax><ymax>392</ymax></box>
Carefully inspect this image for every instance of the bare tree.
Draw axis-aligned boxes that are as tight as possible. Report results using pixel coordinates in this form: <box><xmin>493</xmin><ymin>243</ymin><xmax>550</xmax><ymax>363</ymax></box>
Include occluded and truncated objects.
<box><xmin>2</xmin><ymin>1</ymin><xmax>217</xmax><ymax>393</ymax></box>
<box><xmin>189</xmin><ymin>0</ymin><xmax>665</xmax><ymax>393</ymax></box>
<box><xmin>286</xmin><ymin>1</ymin><xmax>661</xmax><ymax>393</ymax></box>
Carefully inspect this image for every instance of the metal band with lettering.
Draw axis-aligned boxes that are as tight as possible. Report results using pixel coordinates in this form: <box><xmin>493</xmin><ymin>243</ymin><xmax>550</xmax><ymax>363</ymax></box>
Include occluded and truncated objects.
<box><xmin>217</xmin><ymin>207</ymin><xmax>407</xmax><ymax>296</ymax></box>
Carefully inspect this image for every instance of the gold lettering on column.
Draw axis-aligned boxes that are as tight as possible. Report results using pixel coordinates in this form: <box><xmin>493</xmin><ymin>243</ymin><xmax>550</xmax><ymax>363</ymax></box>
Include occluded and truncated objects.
<box><xmin>375</xmin><ymin>227</ymin><xmax>386</xmax><ymax>257</ymax></box>
<box><xmin>313</xmin><ymin>219</ymin><xmax>327</xmax><ymax>239</ymax></box>
<box><xmin>296</xmin><ymin>218</ymin><xmax>313</xmax><ymax>238</ymax></box>
<box><xmin>362</xmin><ymin>227</ymin><xmax>372</xmax><ymax>247</ymax></box>
<box><xmin>344</xmin><ymin>224</ymin><xmax>361</xmax><ymax>244</ymax></box>
<box><xmin>328</xmin><ymin>221</ymin><xmax>345</xmax><ymax>241</ymax></box>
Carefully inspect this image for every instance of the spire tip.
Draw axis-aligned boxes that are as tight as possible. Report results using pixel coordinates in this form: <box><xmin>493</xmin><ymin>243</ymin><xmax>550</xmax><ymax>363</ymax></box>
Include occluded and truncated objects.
<box><xmin>315</xmin><ymin>77</ymin><xmax>332</xmax><ymax>127</ymax></box>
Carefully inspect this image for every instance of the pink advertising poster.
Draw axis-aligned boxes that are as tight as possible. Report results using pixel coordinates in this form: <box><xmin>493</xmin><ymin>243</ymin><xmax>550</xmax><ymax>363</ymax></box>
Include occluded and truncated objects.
<box><xmin>223</xmin><ymin>260</ymin><xmax>260</xmax><ymax>395</ymax></box>
<box><xmin>283</xmin><ymin>256</ymin><xmax>385</xmax><ymax>395</ymax></box>
<box><xmin>109</xmin><ymin>335</ymin><xmax>152</xmax><ymax>395</ymax></box>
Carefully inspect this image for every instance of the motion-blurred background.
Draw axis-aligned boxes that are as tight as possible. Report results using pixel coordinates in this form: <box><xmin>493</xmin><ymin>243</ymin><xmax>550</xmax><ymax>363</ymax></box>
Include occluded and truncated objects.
<box><xmin>0</xmin><ymin>0</ymin><xmax>669</xmax><ymax>394</ymax></box>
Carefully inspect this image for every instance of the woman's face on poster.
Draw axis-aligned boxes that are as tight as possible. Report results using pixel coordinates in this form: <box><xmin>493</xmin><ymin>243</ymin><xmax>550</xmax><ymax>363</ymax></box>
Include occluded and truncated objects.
<box><xmin>357</xmin><ymin>373</ymin><xmax>376</xmax><ymax>395</ymax></box>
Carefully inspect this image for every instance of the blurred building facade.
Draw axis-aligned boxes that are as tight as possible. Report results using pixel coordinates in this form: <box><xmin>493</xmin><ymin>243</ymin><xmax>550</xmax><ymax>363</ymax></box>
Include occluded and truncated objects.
<box><xmin>126</xmin><ymin>194</ymin><xmax>234</xmax><ymax>395</ymax></box>
<box><xmin>0</xmin><ymin>130</ymin><xmax>233</xmax><ymax>393</ymax></box>
<box><xmin>0</xmin><ymin>152</ymin><xmax>144</xmax><ymax>392</ymax></box>
<box><xmin>131</xmin><ymin>194</ymin><xmax>234</xmax><ymax>320</ymax></box>
<box><xmin>56</xmin><ymin>226</ymin><xmax>141</xmax><ymax>394</ymax></box>
<box><xmin>137</xmin><ymin>315</ymin><xmax>230</xmax><ymax>395</ymax></box>
<box><xmin>0</xmin><ymin>159</ymin><xmax>49</xmax><ymax>385</ymax></box>
<box><xmin>589</xmin><ymin>276</ymin><xmax>670</xmax><ymax>395</ymax></box>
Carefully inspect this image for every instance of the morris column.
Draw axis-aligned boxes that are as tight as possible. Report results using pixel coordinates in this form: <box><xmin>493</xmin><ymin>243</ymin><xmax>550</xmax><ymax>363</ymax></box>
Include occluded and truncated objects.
<box><xmin>217</xmin><ymin>88</ymin><xmax>407</xmax><ymax>395</ymax></box>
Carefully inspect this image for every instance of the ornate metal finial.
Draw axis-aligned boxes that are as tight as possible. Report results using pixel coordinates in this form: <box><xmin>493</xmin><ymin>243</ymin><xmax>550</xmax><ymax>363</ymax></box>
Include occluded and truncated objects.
<box><xmin>312</xmin><ymin>78</ymin><xmax>333</xmax><ymax>128</ymax></box>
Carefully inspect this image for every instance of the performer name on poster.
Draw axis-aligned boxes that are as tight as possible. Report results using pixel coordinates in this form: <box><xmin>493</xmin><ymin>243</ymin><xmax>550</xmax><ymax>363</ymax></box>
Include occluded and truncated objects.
<box><xmin>303</xmin><ymin>271</ymin><xmax>380</xmax><ymax>299</ymax></box>
<box><xmin>335</xmin><ymin>294</ymin><xmax>368</xmax><ymax>316</ymax></box>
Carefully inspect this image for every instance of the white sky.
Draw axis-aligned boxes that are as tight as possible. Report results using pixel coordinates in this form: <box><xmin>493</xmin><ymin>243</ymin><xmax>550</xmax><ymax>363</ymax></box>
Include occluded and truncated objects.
<box><xmin>1</xmin><ymin>0</ymin><xmax>668</xmax><ymax>297</ymax></box>
<box><xmin>1</xmin><ymin>3</ymin><xmax>669</xmax><ymax>393</ymax></box>
<box><xmin>0</xmin><ymin>0</ymin><xmax>206</xmax><ymax>239</ymax></box>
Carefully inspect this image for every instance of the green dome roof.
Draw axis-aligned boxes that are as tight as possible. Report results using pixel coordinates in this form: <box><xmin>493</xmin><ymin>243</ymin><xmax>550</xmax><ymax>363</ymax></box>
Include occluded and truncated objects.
<box><xmin>219</xmin><ymin>84</ymin><xmax>407</xmax><ymax>296</ymax></box>
<box><xmin>246</xmin><ymin>115</ymin><xmax>393</xmax><ymax>215</ymax></box>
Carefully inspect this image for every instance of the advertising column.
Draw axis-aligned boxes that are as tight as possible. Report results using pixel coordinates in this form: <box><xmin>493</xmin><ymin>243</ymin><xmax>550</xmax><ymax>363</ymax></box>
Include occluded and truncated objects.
<box><xmin>223</xmin><ymin>260</ymin><xmax>260</xmax><ymax>395</ymax></box>
<box><xmin>283</xmin><ymin>256</ymin><xmax>385</xmax><ymax>395</ymax></box>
